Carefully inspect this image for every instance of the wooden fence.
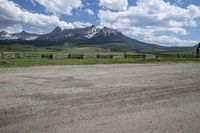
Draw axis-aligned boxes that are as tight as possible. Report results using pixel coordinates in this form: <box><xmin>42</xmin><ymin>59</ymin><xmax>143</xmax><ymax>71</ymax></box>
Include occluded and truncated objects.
<box><xmin>97</xmin><ymin>54</ymin><xmax>113</xmax><ymax>59</ymax></box>
<box><xmin>41</xmin><ymin>54</ymin><xmax>53</xmax><ymax>59</ymax></box>
<box><xmin>155</xmin><ymin>53</ymin><xmax>196</xmax><ymax>58</ymax></box>
<box><xmin>125</xmin><ymin>54</ymin><xmax>146</xmax><ymax>59</ymax></box>
<box><xmin>0</xmin><ymin>52</ymin><xmax>198</xmax><ymax>60</ymax></box>
<box><xmin>68</xmin><ymin>54</ymin><xmax>84</xmax><ymax>59</ymax></box>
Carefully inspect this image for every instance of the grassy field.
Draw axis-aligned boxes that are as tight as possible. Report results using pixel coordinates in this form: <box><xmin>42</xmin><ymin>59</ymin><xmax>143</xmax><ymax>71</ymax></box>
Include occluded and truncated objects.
<box><xmin>0</xmin><ymin>58</ymin><xmax>200</xmax><ymax>67</ymax></box>
<box><xmin>162</xmin><ymin>50</ymin><xmax>197</xmax><ymax>55</ymax></box>
<box><xmin>0</xmin><ymin>46</ymin><xmax>142</xmax><ymax>59</ymax></box>
<box><xmin>0</xmin><ymin>46</ymin><xmax>139</xmax><ymax>54</ymax></box>
<box><xmin>0</xmin><ymin>45</ymin><xmax>199</xmax><ymax>67</ymax></box>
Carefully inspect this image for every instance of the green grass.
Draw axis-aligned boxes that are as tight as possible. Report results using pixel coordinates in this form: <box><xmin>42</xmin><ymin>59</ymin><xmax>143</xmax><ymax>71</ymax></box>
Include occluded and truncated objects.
<box><xmin>0</xmin><ymin>57</ymin><xmax>200</xmax><ymax>67</ymax></box>
<box><xmin>0</xmin><ymin>48</ymin><xmax>140</xmax><ymax>59</ymax></box>
<box><xmin>66</xmin><ymin>47</ymin><xmax>109</xmax><ymax>54</ymax></box>
<box><xmin>0</xmin><ymin>44</ymin><xmax>142</xmax><ymax>54</ymax></box>
<box><xmin>161</xmin><ymin>50</ymin><xmax>196</xmax><ymax>55</ymax></box>
<box><xmin>0</xmin><ymin>45</ymin><xmax>199</xmax><ymax>67</ymax></box>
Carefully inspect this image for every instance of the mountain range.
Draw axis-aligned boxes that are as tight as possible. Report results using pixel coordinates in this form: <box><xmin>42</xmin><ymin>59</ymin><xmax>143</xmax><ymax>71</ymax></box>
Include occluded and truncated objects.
<box><xmin>0</xmin><ymin>26</ymin><xmax>196</xmax><ymax>52</ymax></box>
<box><xmin>0</xmin><ymin>31</ymin><xmax>39</xmax><ymax>41</ymax></box>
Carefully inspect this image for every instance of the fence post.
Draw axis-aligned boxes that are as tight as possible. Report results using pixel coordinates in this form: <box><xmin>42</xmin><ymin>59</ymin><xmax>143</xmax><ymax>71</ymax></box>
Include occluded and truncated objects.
<box><xmin>197</xmin><ymin>43</ymin><xmax>200</xmax><ymax>58</ymax></box>
<box><xmin>1</xmin><ymin>52</ymin><xmax>4</xmax><ymax>59</ymax></box>
<box><xmin>124</xmin><ymin>53</ymin><xmax>127</xmax><ymax>58</ymax></box>
<box><xmin>155</xmin><ymin>54</ymin><xmax>159</xmax><ymax>59</ymax></box>
<box><xmin>50</xmin><ymin>54</ymin><xmax>53</xmax><ymax>59</ymax></box>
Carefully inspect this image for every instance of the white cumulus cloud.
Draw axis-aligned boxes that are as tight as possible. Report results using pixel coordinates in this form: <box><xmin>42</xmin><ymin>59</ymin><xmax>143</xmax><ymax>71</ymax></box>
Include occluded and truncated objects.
<box><xmin>86</xmin><ymin>8</ymin><xmax>95</xmax><ymax>16</ymax></box>
<box><xmin>0</xmin><ymin>0</ymin><xmax>75</xmax><ymax>33</ymax></box>
<box><xmin>98</xmin><ymin>0</ymin><xmax>200</xmax><ymax>46</ymax></box>
<box><xmin>99</xmin><ymin>0</ymin><xmax>128</xmax><ymax>11</ymax></box>
<box><xmin>33</xmin><ymin>0</ymin><xmax>82</xmax><ymax>15</ymax></box>
<box><xmin>73</xmin><ymin>21</ymin><xmax>92</xmax><ymax>28</ymax></box>
<box><xmin>144</xmin><ymin>35</ymin><xmax>199</xmax><ymax>47</ymax></box>
<box><xmin>0</xmin><ymin>0</ymin><xmax>92</xmax><ymax>33</ymax></box>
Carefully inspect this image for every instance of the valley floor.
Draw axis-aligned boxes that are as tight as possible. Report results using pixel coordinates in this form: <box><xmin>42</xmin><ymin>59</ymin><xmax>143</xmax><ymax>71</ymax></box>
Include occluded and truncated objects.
<box><xmin>0</xmin><ymin>64</ymin><xmax>200</xmax><ymax>133</ymax></box>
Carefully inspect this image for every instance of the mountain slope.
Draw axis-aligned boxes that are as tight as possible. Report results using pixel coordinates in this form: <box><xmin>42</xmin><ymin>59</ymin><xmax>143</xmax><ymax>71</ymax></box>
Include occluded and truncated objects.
<box><xmin>36</xmin><ymin>25</ymin><xmax>100</xmax><ymax>42</ymax></box>
<box><xmin>0</xmin><ymin>26</ymin><xmax>196</xmax><ymax>52</ymax></box>
<box><xmin>0</xmin><ymin>31</ymin><xmax>39</xmax><ymax>40</ymax></box>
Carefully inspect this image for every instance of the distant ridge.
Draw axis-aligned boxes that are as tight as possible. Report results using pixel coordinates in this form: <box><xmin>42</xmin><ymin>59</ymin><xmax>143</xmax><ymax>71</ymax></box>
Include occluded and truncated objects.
<box><xmin>0</xmin><ymin>26</ymin><xmax>196</xmax><ymax>52</ymax></box>
<box><xmin>0</xmin><ymin>31</ymin><xmax>39</xmax><ymax>40</ymax></box>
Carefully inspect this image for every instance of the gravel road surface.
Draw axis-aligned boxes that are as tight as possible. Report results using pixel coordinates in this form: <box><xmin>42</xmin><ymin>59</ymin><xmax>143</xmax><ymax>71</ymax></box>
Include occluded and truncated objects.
<box><xmin>0</xmin><ymin>63</ymin><xmax>200</xmax><ymax>133</ymax></box>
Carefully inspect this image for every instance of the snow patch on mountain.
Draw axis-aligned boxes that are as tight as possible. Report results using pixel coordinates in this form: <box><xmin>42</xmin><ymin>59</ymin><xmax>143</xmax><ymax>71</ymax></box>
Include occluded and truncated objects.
<box><xmin>85</xmin><ymin>26</ymin><xmax>99</xmax><ymax>38</ymax></box>
<box><xmin>0</xmin><ymin>26</ymin><xmax>121</xmax><ymax>41</ymax></box>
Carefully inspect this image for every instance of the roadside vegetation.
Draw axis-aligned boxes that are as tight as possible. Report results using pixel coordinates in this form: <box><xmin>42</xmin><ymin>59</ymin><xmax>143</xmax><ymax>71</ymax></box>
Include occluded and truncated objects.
<box><xmin>0</xmin><ymin>58</ymin><xmax>200</xmax><ymax>67</ymax></box>
<box><xmin>0</xmin><ymin>45</ymin><xmax>199</xmax><ymax>67</ymax></box>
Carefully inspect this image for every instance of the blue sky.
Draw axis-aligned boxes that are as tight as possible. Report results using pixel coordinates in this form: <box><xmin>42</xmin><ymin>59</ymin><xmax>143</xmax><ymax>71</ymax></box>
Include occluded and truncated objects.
<box><xmin>0</xmin><ymin>0</ymin><xmax>200</xmax><ymax>46</ymax></box>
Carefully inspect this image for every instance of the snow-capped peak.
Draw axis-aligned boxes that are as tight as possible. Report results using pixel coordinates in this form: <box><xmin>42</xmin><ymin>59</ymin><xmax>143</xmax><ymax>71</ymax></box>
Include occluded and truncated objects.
<box><xmin>85</xmin><ymin>25</ymin><xmax>99</xmax><ymax>38</ymax></box>
<box><xmin>101</xmin><ymin>27</ymin><xmax>119</xmax><ymax>36</ymax></box>
<box><xmin>52</xmin><ymin>27</ymin><xmax>62</xmax><ymax>33</ymax></box>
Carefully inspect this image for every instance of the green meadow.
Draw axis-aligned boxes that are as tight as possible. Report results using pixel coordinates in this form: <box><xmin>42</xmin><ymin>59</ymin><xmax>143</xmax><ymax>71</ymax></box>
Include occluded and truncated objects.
<box><xmin>0</xmin><ymin>45</ymin><xmax>199</xmax><ymax>67</ymax></box>
<box><xmin>0</xmin><ymin>58</ymin><xmax>199</xmax><ymax>67</ymax></box>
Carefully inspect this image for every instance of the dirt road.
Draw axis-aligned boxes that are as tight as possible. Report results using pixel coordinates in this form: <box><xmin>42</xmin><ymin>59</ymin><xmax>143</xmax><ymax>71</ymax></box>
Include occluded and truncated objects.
<box><xmin>0</xmin><ymin>64</ymin><xmax>200</xmax><ymax>133</ymax></box>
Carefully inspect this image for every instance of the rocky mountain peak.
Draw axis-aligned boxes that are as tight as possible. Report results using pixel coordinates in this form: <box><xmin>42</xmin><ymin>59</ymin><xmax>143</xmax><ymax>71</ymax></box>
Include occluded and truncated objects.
<box><xmin>102</xmin><ymin>27</ymin><xmax>118</xmax><ymax>32</ymax></box>
<box><xmin>89</xmin><ymin>25</ymin><xmax>96</xmax><ymax>29</ymax></box>
<box><xmin>0</xmin><ymin>31</ymin><xmax>8</xmax><ymax>35</ymax></box>
<box><xmin>52</xmin><ymin>26</ymin><xmax>62</xmax><ymax>33</ymax></box>
<box><xmin>99</xmin><ymin>27</ymin><xmax>119</xmax><ymax>36</ymax></box>
<box><xmin>0</xmin><ymin>25</ymin><xmax>124</xmax><ymax>42</ymax></box>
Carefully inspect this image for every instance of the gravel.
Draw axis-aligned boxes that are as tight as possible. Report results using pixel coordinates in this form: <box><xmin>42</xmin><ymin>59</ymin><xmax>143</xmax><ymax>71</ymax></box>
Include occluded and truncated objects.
<box><xmin>0</xmin><ymin>63</ymin><xmax>200</xmax><ymax>133</ymax></box>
